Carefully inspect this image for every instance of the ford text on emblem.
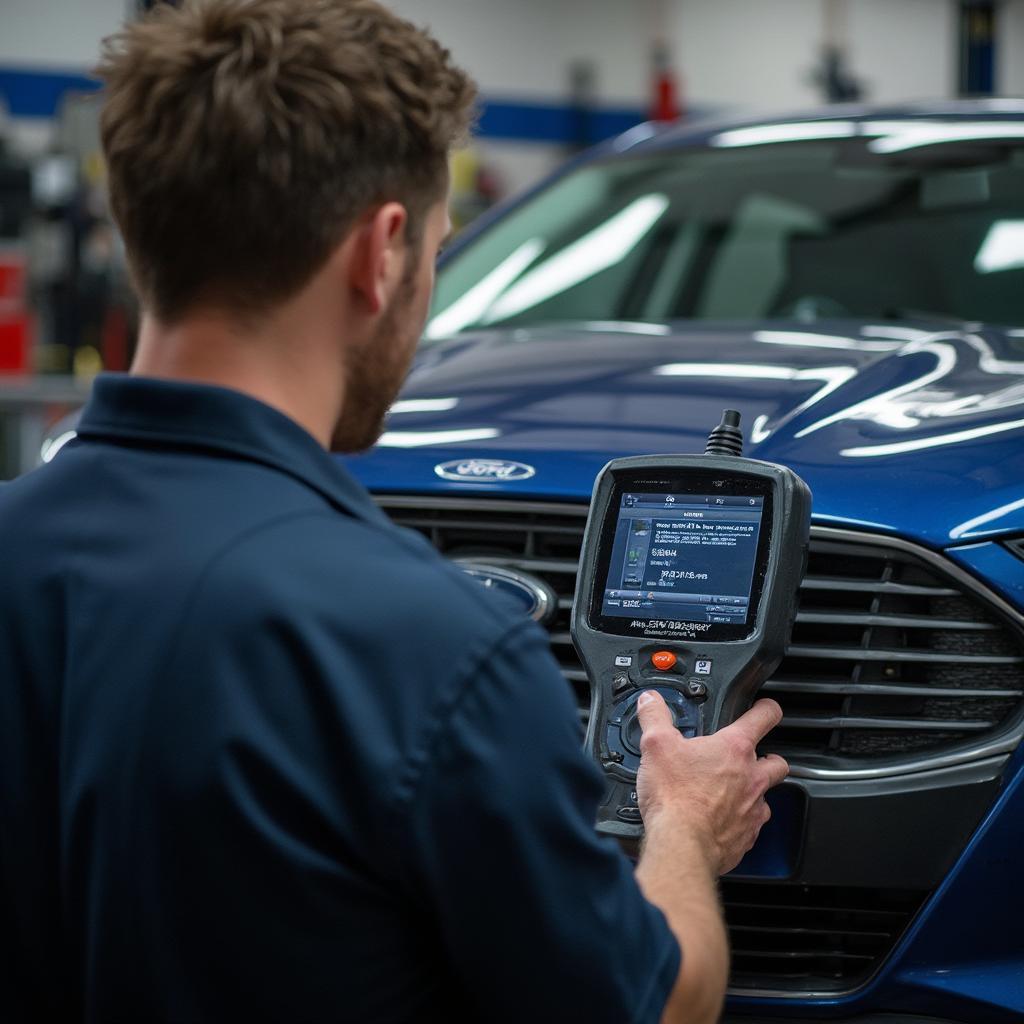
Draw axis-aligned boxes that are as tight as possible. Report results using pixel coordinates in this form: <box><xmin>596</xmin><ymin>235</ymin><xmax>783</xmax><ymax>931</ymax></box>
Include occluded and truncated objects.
<box><xmin>434</xmin><ymin>459</ymin><xmax>536</xmax><ymax>482</ymax></box>
<box><xmin>457</xmin><ymin>562</ymin><xmax>557</xmax><ymax>624</ymax></box>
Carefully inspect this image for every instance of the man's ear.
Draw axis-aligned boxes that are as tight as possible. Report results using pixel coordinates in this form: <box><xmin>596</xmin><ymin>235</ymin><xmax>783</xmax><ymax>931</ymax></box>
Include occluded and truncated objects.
<box><xmin>349</xmin><ymin>202</ymin><xmax>408</xmax><ymax>315</ymax></box>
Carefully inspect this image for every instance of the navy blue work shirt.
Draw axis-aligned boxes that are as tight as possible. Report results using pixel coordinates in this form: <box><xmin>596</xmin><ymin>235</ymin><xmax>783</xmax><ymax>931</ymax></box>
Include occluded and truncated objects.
<box><xmin>0</xmin><ymin>375</ymin><xmax>679</xmax><ymax>1023</ymax></box>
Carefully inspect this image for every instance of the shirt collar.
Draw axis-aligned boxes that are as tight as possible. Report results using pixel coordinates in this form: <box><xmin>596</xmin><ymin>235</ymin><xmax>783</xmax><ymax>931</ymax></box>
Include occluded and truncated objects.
<box><xmin>77</xmin><ymin>374</ymin><xmax>390</xmax><ymax>526</ymax></box>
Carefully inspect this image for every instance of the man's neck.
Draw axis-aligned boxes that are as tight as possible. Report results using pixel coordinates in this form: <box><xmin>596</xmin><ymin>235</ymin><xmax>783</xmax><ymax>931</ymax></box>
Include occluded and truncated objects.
<box><xmin>131</xmin><ymin>311</ymin><xmax>343</xmax><ymax>449</ymax></box>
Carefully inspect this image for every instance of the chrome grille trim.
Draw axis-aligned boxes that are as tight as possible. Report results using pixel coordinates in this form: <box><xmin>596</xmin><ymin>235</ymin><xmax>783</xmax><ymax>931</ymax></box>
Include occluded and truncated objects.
<box><xmin>377</xmin><ymin>497</ymin><xmax>1024</xmax><ymax>781</ymax></box>
<box><xmin>781</xmin><ymin>526</ymin><xmax>1024</xmax><ymax>779</ymax></box>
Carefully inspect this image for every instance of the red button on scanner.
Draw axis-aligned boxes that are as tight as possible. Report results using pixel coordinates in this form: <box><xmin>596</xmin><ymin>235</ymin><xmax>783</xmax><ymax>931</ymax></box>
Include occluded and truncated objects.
<box><xmin>651</xmin><ymin>650</ymin><xmax>677</xmax><ymax>671</ymax></box>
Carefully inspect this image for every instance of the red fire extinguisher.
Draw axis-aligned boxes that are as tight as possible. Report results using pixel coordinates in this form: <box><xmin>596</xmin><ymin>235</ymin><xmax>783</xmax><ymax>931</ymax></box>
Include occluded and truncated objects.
<box><xmin>650</xmin><ymin>40</ymin><xmax>683</xmax><ymax>123</ymax></box>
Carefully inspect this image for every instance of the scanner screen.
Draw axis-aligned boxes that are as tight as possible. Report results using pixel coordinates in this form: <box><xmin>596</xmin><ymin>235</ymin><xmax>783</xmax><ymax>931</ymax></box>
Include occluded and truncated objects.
<box><xmin>600</xmin><ymin>491</ymin><xmax>765</xmax><ymax>627</ymax></box>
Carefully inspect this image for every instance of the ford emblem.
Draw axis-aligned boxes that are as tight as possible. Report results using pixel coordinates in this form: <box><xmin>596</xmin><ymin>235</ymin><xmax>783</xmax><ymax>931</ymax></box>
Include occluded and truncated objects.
<box><xmin>435</xmin><ymin>458</ymin><xmax>536</xmax><ymax>482</ymax></box>
<box><xmin>457</xmin><ymin>562</ymin><xmax>557</xmax><ymax>624</ymax></box>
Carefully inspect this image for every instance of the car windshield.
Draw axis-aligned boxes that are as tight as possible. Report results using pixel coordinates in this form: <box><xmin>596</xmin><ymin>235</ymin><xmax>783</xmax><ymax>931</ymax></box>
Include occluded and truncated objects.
<box><xmin>427</xmin><ymin>124</ymin><xmax>1024</xmax><ymax>337</ymax></box>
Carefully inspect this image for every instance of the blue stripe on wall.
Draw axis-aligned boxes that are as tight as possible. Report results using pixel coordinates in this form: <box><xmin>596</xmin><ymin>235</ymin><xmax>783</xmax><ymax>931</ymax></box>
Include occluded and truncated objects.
<box><xmin>0</xmin><ymin>66</ymin><xmax>643</xmax><ymax>145</ymax></box>
<box><xmin>479</xmin><ymin>100</ymin><xmax>645</xmax><ymax>145</ymax></box>
<box><xmin>0</xmin><ymin>67</ymin><xmax>101</xmax><ymax>118</ymax></box>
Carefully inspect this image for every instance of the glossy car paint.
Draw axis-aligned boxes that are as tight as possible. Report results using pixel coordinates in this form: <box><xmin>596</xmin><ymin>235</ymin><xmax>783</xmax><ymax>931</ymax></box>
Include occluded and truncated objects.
<box><xmin>356</xmin><ymin>104</ymin><xmax>1024</xmax><ymax>1020</ymax></box>
<box><xmin>349</xmin><ymin>321</ymin><xmax>1024</xmax><ymax>549</ymax></box>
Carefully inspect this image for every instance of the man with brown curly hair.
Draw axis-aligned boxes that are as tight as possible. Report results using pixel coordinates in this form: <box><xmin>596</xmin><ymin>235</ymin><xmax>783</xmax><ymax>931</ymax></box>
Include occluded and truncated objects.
<box><xmin>0</xmin><ymin>2</ymin><xmax>786</xmax><ymax>1022</ymax></box>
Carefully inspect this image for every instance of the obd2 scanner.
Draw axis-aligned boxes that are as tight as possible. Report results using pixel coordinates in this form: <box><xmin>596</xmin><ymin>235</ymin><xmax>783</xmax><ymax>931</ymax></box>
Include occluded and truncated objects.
<box><xmin>571</xmin><ymin>411</ymin><xmax>812</xmax><ymax>842</ymax></box>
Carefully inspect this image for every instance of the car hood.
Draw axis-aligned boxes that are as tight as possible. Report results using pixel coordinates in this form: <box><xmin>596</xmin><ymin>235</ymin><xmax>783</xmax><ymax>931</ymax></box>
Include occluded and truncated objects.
<box><xmin>343</xmin><ymin>321</ymin><xmax>1024</xmax><ymax>549</ymax></box>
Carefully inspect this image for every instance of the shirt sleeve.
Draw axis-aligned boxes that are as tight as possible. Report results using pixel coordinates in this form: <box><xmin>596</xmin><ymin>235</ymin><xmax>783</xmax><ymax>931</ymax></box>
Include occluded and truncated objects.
<box><xmin>396</xmin><ymin>619</ymin><xmax>681</xmax><ymax>1024</ymax></box>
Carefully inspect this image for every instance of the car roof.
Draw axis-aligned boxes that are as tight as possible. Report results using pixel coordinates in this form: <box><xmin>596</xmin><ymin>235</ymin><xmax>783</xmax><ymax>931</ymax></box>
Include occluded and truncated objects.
<box><xmin>613</xmin><ymin>97</ymin><xmax>1024</xmax><ymax>157</ymax></box>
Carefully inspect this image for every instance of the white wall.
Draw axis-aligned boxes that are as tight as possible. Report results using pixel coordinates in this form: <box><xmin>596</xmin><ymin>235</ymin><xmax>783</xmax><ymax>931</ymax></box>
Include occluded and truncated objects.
<box><xmin>997</xmin><ymin>0</ymin><xmax>1024</xmax><ymax>96</ymax></box>
<box><xmin>672</xmin><ymin>0</ymin><xmax>957</xmax><ymax>115</ymax></box>
<box><xmin>845</xmin><ymin>0</ymin><xmax>957</xmax><ymax>105</ymax></box>
<box><xmin>673</xmin><ymin>0</ymin><xmax>824</xmax><ymax>113</ymax></box>
<box><xmin>386</xmin><ymin>0</ymin><xmax>655</xmax><ymax>107</ymax></box>
<box><xmin>0</xmin><ymin>0</ymin><xmax>129</xmax><ymax>67</ymax></box>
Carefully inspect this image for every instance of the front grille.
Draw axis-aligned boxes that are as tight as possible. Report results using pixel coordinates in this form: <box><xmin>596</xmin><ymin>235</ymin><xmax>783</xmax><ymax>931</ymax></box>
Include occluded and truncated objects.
<box><xmin>765</xmin><ymin>536</ymin><xmax>1024</xmax><ymax>762</ymax></box>
<box><xmin>721</xmin><ymin>881</ymin><xmax>926</xmax><ymax>992</ymax></box>
<box><xmin>379</xmin><ymin>496</ymin><xmax>959</xmax><ymax>993</ymax></box>
<box><xmin>380</xmin><ymin>496</ymin><xmax>1024</xmax><ymax>770</ymax></box>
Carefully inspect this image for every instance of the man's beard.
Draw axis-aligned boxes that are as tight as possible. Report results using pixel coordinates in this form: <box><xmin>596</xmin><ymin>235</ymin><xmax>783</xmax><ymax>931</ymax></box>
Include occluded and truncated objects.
<box><xmin>330</xmin><ymin>287</ymin><xmax>419</xmax><ymax>454</ymax></box>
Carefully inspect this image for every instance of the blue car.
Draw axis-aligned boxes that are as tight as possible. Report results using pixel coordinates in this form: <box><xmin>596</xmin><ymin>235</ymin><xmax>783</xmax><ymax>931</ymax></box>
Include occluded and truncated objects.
<box><xmin>347</xmin><ymin>102</ymin><xmax>1024</xmax><ymax>1022</ymax></box>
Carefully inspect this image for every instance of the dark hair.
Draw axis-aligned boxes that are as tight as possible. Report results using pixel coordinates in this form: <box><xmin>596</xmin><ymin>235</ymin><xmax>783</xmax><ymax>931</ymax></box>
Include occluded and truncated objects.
<box><xmin>97</xmin><ymin>0</ymin><xmax>476</xmax><ymax>322</ymax></box>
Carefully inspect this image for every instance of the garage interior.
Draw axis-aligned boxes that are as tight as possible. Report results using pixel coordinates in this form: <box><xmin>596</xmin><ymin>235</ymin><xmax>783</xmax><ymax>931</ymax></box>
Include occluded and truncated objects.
<box><xmin>2</xmin><ymin>2</ymin><xmax>1023</xmax><ymax>1023</ymax></box>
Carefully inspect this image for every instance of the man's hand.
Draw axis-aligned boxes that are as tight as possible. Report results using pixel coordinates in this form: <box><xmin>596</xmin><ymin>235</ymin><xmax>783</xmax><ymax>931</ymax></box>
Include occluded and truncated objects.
<box><xmin>635</xmin><ymin>692</ymin><xmax>789</xmax><ymax>875</ymax></box>
<box><xmin>632</xmin><ymin>693</ymin><xmax>789</xmax><ymax>1024</ymax></box>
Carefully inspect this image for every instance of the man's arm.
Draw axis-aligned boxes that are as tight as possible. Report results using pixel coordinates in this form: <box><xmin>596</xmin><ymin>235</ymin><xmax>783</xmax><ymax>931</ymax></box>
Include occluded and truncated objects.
<box><xmin>633</xmin><ymin>693</ymin><xmax>789</xmax><ymax>1024</ymax></box>
<box><xmin>398</xmin><ymin>622</ymin><xmax>683</xmax><ymax>1023</ymax></box>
